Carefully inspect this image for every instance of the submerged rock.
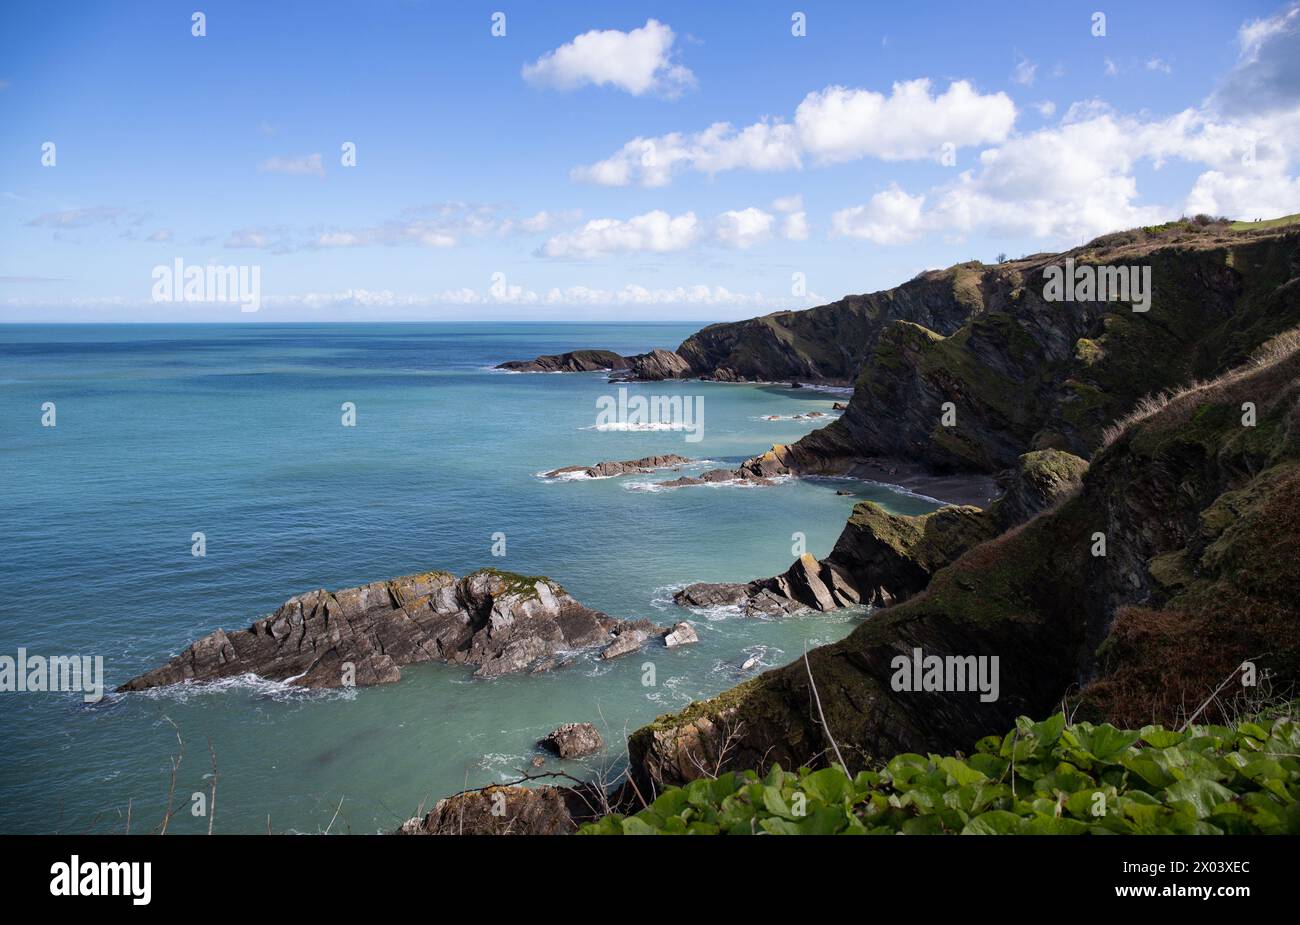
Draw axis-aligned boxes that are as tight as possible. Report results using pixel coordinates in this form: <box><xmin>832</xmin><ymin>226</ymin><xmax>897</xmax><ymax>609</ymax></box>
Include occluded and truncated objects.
<box><xmin>118</xmin><ymin>569</ymin><xmax>649</xmax><ymax>691</ymax></box>
<box><xmin>540</xmin><ymin>723</ymin><xmax>604</xmax><ymax>759</ymax></box>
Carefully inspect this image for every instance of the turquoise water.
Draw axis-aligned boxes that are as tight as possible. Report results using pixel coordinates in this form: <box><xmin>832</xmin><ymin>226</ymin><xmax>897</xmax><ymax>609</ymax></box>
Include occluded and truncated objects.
<box><xmin>0</xmin><ymin>324</ymin><xmax>940</xmax><ymax>834</ymax></box>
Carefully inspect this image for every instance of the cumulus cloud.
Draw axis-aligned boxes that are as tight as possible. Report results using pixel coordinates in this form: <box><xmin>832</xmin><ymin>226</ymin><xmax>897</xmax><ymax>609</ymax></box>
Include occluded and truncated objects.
<box><xmin>715</xmin><ymin>207</ymin><xmax>774</xmax><ymax>248</ymax></box>
<box><xmin>1213</xmin><ymin>2</ymin><xmax>1300</xmax><ymax>116</ymax></box>
<box><xmin>831</xmin><ymin>186</ymin><xmax>927</xmax><ymax>244</ymax></box>
<box><xmin>824</xmin><ymin>7</ymin><xmax>1300</xmax><ymax>247</ymax></box>
<box><xmin>522</xmin><ymin>19</ymin><xmax>694</xmax><ymax>97</ymax></box>
<box><xmin>258</xmin><ymin>153</ymin><xmax>326</xmax><ymax>178</ymax></box>
<box><xmin>782</xmin><ymin>211</ymin><xmax>810</xmax><ymax>241</ymax></box>
<box><xmin>796</xmin><ymin>80</ymin><xmax>1016</xmax><ymax>164</ymax></box>
<box><xmin>540</xmin><ymin>210</ymin><xmax>700</xmax><ymax>258</ymax></box>
<box><xmin>573</xmin><ymin>78</ymin><xmax>1016</xmax><ymax>186</ymax></box>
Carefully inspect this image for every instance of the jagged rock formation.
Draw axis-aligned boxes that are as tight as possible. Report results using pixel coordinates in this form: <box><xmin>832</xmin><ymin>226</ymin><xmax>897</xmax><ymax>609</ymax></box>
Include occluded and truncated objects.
<box><xmin>540</xmin><ymin>723</ymin><xmax>604</xmax><ymax>759</ymax></box>
<box><xmin>398</xmin><ymin>785</ymin><xmax>605</xmax><ymax>835</ymax></box>
<box><xmin>628</xmin><ymin>334</ymin><xmax>1300</xmax><ymax>791</ymax></box>
<box><xmin>118</xmin><ymin>569</ymin><xmax>652</xmax><ymax>690</ymax></box>
<box><xmin>675</xmin><ymin>449</ymin><xmax>1087</xmax><ymax>616</ymax></box>
<box><xmin>662</xmin><ymin>621</ymin><xmax>699</xmax><ymax>647</ymax></box>
<box><xmin>616</xmin><ymin>348</ymin><xmax>692</xmax><ymax>381</ymax></box>
<box><xmin>543</xmin><ymin>454</ymin><xmax>692</xmax><ymax>480</ymax></box>
<box><xmin>497</xmin><ymin>349</ymin><xmax>630</xmax><ymax>373</ymax></box>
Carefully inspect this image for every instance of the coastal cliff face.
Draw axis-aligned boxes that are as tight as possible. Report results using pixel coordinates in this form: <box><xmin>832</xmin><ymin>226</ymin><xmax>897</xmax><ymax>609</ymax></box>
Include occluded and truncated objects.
<box><xmin>673</xmin><ymin>267</ymin><xmax>986</xmax><ymax>383</ymax></box>
<box><xmin>119</xmin><ymin>568</ymin><xmax>653</xmax><ymax>691</ymax></box>
<box><xmin>629</xmin><ymin>332</ymin><xmax>1300</xmax><ymax>792</ymax></box>
<box><xmin>675</xmin><ymin>448</ymin><xmax>1087</xmax><ymax>616</ymax></box>
<box><xmin>765</xmin><ymin>226</ymin><xmax>1300</xmax><ymax>475</ymax></box>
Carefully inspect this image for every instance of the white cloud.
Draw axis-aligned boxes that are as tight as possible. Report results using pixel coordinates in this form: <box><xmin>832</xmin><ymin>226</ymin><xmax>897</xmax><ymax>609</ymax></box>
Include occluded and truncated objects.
<box><xmin>1214</xmin><ymin>2</ymin><xmax>1300</xmax><ymax>115</ymax></box>
<box><xmin>715</xmin><ymin>207</ymin><xmax>775</xmax><ymax>248</ymax></box>
<box><xmin>1035</xmin><ymin>101</ymin><xmax>1057</xmax><ymax>118</ymax></box>
<box><xmin>240</xmin><ymin>283</ymin><xmax>826</xmax><ymax>311</ymax></box>
<box><xmin>782</xmin><ymin>211</ymin><xmax>810</xmax><ymax>241</ymax></box>
<box><xmin>831</xmin><ymin>186</ymin><xmax>926</xmax><ymax>244</ymax></box>
<box><xmin>771</xmin><ymin>194</ymin><xmax>804</xmax><ymax>213</ymax></box>
<box><xmin>522</xmin><ymin>19</ymin><xmax>694</xmax><ymax>97</ymax></box>
<box><xmin>1012</xmin><ymin>56</ymin><xmax>1037</xmax><ymax>86</ymax></box>
<box><xmin>28</xmin><ymin>206</ymin><xmax>129</xmax><ymax>228</ymax></box>
<box><xmin>540</xmin><ymin>210</ymin><xmax>700</xmax><ymax>258</ymax></box>
<box><xmin>1104</xmin><ymin>58</ymin><xmax>1119</xmax><ymax>77</ymax></box>
<box><xmin>796</xmin><ymin>79</ymin><xmax>1016</xmax><ymax>163</ymax></box>
<box><xmin>1146</xmin><ymin>58</ymin><xmax>1173</xmax><ymax>75</ymax></box>
<box><xmin>574</xmin><ymin>78</ymin><xmax>1016</xmax><ymax>185</ymax></box>
<box><xmin>258</xmin><ymin>153</ymin><xmax>326</xmax><ymax>178</ymax></box>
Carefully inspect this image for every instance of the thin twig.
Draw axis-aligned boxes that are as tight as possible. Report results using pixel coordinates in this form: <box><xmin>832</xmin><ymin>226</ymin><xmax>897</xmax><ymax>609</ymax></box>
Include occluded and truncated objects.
<box><xmin>206</xmin><ymin>737</ymin><xmax>219</xmax><ymax>836</ymax></box>
<box><xmin>1180</xmin><ymin>658</ymin><xmax>1260</xmax><ymax>731</ymax></box>
<box><xmin>804</xmin><ymin>640</ymin><xmax>847</xmax><ymax>773</ymax></box>
<box><xmin>158</xmin><ymin>716</ymin><xmax>185</xmax><ymax>835</ymax></box>
<box><xmin>324</xmin><ymin>796</ymin><xmax>345</xmax><ymax>835</ymax></box>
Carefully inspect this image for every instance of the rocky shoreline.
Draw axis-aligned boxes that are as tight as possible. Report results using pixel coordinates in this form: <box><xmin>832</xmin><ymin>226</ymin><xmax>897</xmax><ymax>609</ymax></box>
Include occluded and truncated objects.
<box><xmin>119</xmin><ymin>568</ymin><xmax>669</xmax><ymax>691</ymax></box>
<box><xmin>417</xmin><ymin>219</ymin><xmax>1300</xmax><ymax>833</ymax></box>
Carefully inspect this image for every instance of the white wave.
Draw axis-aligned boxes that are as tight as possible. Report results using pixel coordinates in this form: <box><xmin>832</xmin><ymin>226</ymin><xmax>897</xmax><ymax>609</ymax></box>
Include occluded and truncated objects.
<box><xmin>124</xmin><ymin>672</ymin><xmax>356</xmax><ymax>704</ymax></box>
<box><xmin>750</xmin><ymin>412</ymin><xmax>840</xmax><ymax>422</ymax></box>
<box><xmin>477</xmin><ymin>752</ymin><xmax>532</xmax><ymax>779</ymax></box>
<box><xmin>582</xmin><ymin>421</ymin><xmax>693</xmax><ymax>433</ymax></box>
<box><xmin>623</xmin><ymin>473</ymin><xmax>791</xmax><ymax>493</ymax></box>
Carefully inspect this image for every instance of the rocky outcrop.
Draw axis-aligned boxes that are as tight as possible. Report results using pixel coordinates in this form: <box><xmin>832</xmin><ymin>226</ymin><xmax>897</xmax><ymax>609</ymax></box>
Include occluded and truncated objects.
<box><xmin>543</xmin><ymin>454</ymin><xmax>692</xmax><ymax>480</ymax></box>
<box><xmin>674</xmin><ymin>449</ymin><xmax>1086</xmax><ymax>616</ymax></box>
<box><xmin>498</xmin><ymin>347</ymin><xmax>690</xmax><ymax>379</ymax></box>
<box><xmin>662</xmin><ymin>622</ymin><xmax>699</xmax><ymax>647</ymax></box>
<box><xmin>674</xmin><ymin>267</ymin><xmax>987</xmax><ymax>383</ymax></box>
<box><xmin>540</xmin><ymin>723</ymin><xmax>604</xmax><ymax>759</ymax></box>
<box><xmin>599</xmin><ymin>623</ymin><xmax>655</xmax><ymax>660</ymax></box>
<box><xmin>615</xmin><ymin>348</ymin><xmax>692</xmax><ymax>381</ymax></box>
<box><xmin>118</xmin><ymin>569</ymin><xmax>650</xmax><ymax>691</ymax></box>
<box><xmin>630</xmin><ymin>336</ymin><xmax>1300</xmax><ymax>791</ymax></box>
<box><xmin>497</xmin><ymin>349</ymin><xmax>630</xmax><ymax>373</ymax></box>
<box><xmin>398</xmin><ymin>785</ymin><xmax>600</xmax><ymax>835</ymax></box>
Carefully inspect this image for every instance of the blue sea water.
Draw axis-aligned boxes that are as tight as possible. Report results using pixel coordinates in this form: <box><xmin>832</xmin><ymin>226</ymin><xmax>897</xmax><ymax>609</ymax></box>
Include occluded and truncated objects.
<box><xmin>0</xmin><ymin>323</ymin><xmax>941</xmax><ymax>834</ymax></box>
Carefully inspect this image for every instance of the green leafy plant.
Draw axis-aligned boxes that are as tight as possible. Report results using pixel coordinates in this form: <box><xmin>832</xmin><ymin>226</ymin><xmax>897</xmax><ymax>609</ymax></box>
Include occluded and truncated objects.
<box><xmin>580</xmin><ymin>707</ymin><xmax>1300</xmax><ymax>835</ymax></box>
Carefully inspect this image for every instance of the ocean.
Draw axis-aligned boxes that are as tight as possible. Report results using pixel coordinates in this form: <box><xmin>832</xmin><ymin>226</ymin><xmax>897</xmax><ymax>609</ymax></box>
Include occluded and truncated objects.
<box><xmin>0</xmin><ymin>323</ymin><xmax>941</xmax><ymax>834</ymax></box>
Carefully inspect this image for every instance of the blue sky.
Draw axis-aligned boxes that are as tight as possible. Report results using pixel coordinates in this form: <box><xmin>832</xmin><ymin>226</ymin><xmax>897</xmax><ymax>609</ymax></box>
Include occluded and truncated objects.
<box><xmin>2</xmin><ymin>0</ymin><xmax>1298</xmax><ymax>322</ymax></box>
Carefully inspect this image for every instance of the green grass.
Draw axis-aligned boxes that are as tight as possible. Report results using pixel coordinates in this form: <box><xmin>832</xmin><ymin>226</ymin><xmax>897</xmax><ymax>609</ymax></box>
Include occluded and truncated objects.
<box><xmin>1230</xmin><ymin>212</ymin><xmax>1300</xmax><ymax>231</ymax></box>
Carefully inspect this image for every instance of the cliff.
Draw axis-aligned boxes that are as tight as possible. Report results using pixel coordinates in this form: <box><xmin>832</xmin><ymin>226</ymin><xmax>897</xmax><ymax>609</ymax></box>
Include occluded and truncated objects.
<box><xmin>628</xmin><ymin>329</ymin><xmax>1300</xmax><ymax>791</ymax></box>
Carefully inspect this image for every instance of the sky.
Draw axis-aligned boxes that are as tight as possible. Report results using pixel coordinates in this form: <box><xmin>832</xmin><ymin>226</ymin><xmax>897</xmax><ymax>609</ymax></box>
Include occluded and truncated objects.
<box><xmin>2</xmin><ymin>0</ymin><xmax>1299</xmax><ymax>322</ymax></box>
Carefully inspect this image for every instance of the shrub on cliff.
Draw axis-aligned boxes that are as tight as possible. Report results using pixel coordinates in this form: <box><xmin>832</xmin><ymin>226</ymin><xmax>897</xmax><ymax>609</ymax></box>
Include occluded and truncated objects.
<box><xmin>581</xmin><ymin>707</ymin><xmax>1300</xmax><ymax>835</ymax></box>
